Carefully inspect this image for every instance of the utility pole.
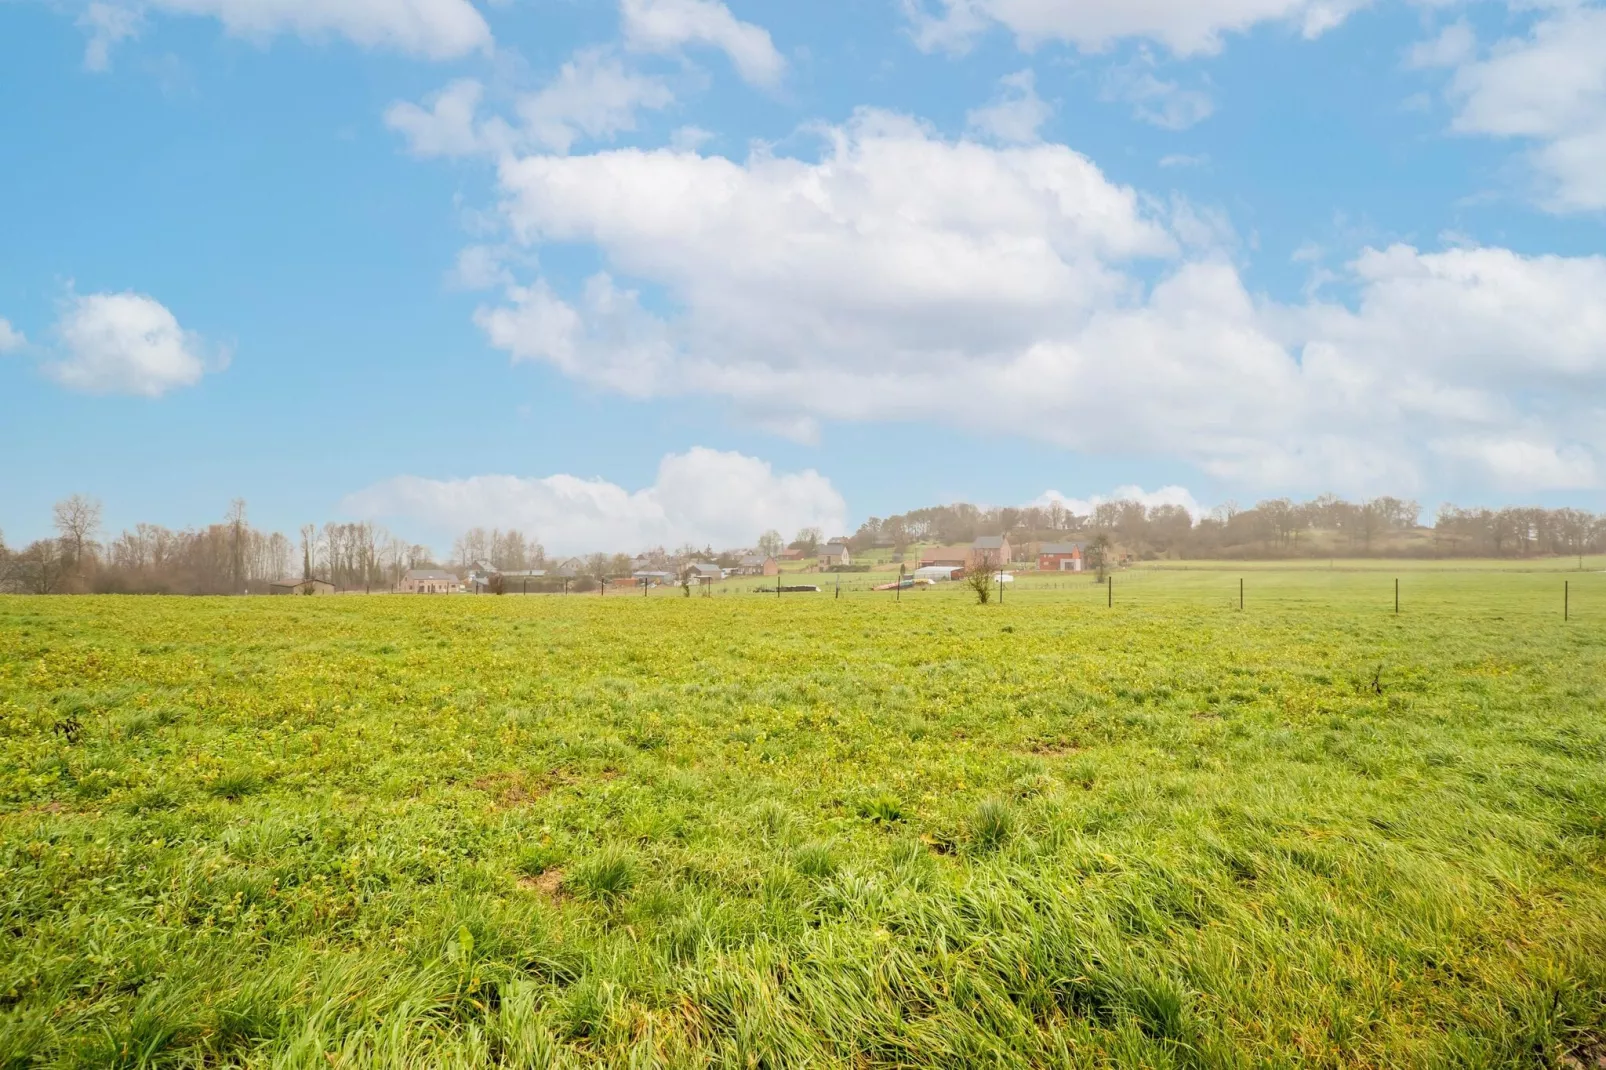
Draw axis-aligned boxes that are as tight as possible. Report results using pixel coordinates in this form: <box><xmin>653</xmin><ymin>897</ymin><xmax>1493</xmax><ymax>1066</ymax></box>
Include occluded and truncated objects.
<box><xmin>1240</xmin><ymin>578</ymin><xmax>1244</xmax><ymax>611</ymax></box>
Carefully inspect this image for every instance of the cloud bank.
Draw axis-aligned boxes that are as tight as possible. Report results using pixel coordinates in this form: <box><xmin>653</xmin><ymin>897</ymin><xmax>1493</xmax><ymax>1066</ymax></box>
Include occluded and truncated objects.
<box><xmin>343</xmin><ymin>448</ymin><xmax>847</xmax><ymax>555</ymax></box>
<box><xmin>903</xmin><ymin>0</ymin><xmax>1369</xmax><ymax>57</ymax></box>
<box><xmin>1441</xmin><ymin>6</ymin><xmax>1606</xmax><ymax>212</ymax></box>
<box><xmin>468</xmin><ymin>109</ymin><xmax>1606</xmax><ymax>494</ymax></box>
<box><xmin>82</xmin><ymin>0</ymin><xmax>491</xmax><ymax>65</ymax></box>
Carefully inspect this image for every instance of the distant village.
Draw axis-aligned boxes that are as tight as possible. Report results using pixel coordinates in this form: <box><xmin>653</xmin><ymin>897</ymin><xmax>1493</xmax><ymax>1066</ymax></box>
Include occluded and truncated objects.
<box><xmin>271</xmin><ymin>533</ymin><xmax>1098</xmax><ymax>596</ymax></box>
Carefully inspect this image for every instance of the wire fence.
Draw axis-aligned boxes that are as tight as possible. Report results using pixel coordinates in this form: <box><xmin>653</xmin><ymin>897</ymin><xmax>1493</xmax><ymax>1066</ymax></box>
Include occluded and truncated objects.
<box><xmin>547</xmin><ymin>566</ymin><xmax>1604</xmax><ymax>623</ymax></box>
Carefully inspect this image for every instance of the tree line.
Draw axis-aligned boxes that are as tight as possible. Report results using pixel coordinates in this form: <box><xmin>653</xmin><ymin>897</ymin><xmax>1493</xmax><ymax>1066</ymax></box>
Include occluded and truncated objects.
<box><xmin>0</xmin><ymin>498</ymin><xmax>444</xmax><ymax>595</ymax></box>
<box><xmin>847</xmin><ymin>495</ymin><xmax>1603</xmax><ymax>564</ymax></box>
<box><xmin>1</xmin><ymin>491</ymin><xmax>1600</xmax><ymax>595</ymax></box>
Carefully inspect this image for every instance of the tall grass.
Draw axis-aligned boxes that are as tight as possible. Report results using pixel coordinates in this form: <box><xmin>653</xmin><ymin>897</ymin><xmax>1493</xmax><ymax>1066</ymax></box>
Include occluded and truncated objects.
<box><xmin>1</xmin><ymin>582</ymin><xmax>1604</xmax><ymax>1066</ymax></box>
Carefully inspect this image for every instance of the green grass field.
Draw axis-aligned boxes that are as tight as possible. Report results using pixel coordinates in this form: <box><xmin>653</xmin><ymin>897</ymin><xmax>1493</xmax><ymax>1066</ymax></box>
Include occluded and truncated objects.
<box><xmin>2</xmin><ymin>568</ymin><xmax>1605</xmax><ymax>1067</ymax></box>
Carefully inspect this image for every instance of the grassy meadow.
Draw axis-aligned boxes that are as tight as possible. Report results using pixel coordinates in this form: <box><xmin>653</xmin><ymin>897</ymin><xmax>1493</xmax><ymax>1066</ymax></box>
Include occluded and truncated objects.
<box><xmin>2</xmin><ymin>568</ymin><xmax>1605</xmax><ymax>1067</ymax></box>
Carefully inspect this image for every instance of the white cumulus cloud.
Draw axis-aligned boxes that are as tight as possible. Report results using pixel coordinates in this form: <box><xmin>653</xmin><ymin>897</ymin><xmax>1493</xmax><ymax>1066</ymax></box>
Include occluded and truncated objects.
<box><xmin>0</xmin><ymin>318</ymin><xmax>25</xmax><ymax>353</ymax></box>
<box><xmin>903</xmin><ymin>0</ymin><xmax>1370</xmax><ymax>57</ymax></box>
<box><xmin>621</xmin><ymin>0</ymin><xmax>786</xmax><ymax>87</ymax></box>
<box><xmin>385</xmin><ymin>79</ymin><xmax>496</xmax><ymax>158</ymax></box>
<box><xmin>47</xmin><ymin>292</ymin><xmax>216</xmax><ymax>397</ymax></box>
<box><xmin>142</xmin><ymin>0</ymin><xmax>491</xmax><ymax>60</ymax></box>
<box><xmin>1432</xmin><ymin>436</ymin><xmax>1599</xmax><ymax>492</ymax></box>
<box><xmin>467</xmin><ymin>109</ymin><xmax>1606</xmax><ymax>494</ymax></box>
<box><xmin>966</xmin><ymin>69</ymin><xmax>1053</xmax><ymax>143</ymax></box>
<box><xmin>342</xmin><ymin>448</ymin><xmax>846</xmax><ymax>555</ymax></box>
<box><xmin>1405</xmin><ymin>20</ymin><xmax>1474</xmax><ymax>71</ymax></box>
<box><xmin>387</xmin><ymin>50</ymin><xmax>674</xmax><ymax>159</ymax></box>
<box><xmin>1443</xmin><ymin>5</ymin><xmax>1606</xmax><ymax>212</ymax></box>
<box><xmin>1101</xmin><ymin>54</ymin><xmax>1215</xmax><ymax>130</ymax></box>
<box><xmin>518</xmin><ymin>47</ymin><xmax>676</xmax><ymax>153</ymax></box>
<box><xmin>77</xmin><ymin>2</ymin><xmax>143</xmax><ymax>71</ymax></box>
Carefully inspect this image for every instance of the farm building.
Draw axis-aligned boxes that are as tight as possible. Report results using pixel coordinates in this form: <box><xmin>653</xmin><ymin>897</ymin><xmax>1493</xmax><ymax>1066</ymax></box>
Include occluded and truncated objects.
<box><xmin>972</xmin><ymin>535</ymin><xmax>1012</xmax><ymax>567</ymax></box>
<box><xmin>268</xmin><ymin>578</ymin><xmax>335</xmax><ymax>596</ymax></box>
<box><xmin>1038</xmin><ymin>542</ymin><xmax>1086</xmax><ymax>572</ymax></box>
<box><xmin>632</xmin><ymin>570</ymin><xmax>675</xmax><ymax>585</ymax></box>
<box><xmin>919</xmin><ymin>546</ymin><xmax>971</xmax><ymax>568</ymax></box>
<box><xmin>913</xmin><ymin>565</ymin><xmax>963</xmax><ymax>582</ymax></box>
<box><xmin>818</xmin><ymin>542</ymin><xmax>852</xmax><ymax>569</ymax></box>
<box><xmin>399</xmin><ymin>569</ymin><xmax>462</xmax><ymax>594</ymax></box>
<box><xmin>737</xmin><ymin>555</ymin><xmax>780</xmax><ymax>576</ymax></box>
<box><xmin>686</xmin><ymin>563</ymin><xmax>723</xmax><ymax>584</ymax></box>
<box><xmin>466</xmin><ymin>561</ymin><xmax>499</xmax><ymax>592</ymax></box>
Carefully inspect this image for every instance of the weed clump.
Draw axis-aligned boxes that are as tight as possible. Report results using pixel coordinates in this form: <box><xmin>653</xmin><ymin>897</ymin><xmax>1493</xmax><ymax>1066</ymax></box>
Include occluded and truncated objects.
<box><xmin>793</xmin><ymin>841</ymin><xmax>837</xmax><ymax>879</ymax></box>
<box><xmin>570</xmin><ymin>847</ymin><xmax>637</xmax><ymax>901</ymax></box>
<box><xmin>857</xmin><ymin>793</ymin><xmax>905</xmax><ymax>824</ymax></box>
<box><xmin>968</xmin><ymin>798</ymin><xmax>1015</xmax><ymax>852</ymax></box>
<box><xmin>208</xmin><ymin>771</ymin><xmax>263</xmax><ymax>800</ymax></box>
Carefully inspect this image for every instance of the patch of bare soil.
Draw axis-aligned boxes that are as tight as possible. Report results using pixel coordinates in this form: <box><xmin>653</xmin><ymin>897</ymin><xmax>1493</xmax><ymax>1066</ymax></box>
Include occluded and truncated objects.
<box><xmin>517</xmin><ymin>870</ymin><xmax>565</xmax><ymax>898</ymax></box>
<box><xmin>1562</xmin><ymin>1038</ymin><xmax>1606</xmax><ymax>1070</ymax></box>
<box><xmin>1023</xmin><ymin>739</ymin><xmax>1079</xmax><ymax>756</ymax></box>
<box><xmin>472</xmin><ymin>772</ymin><xmax>548</xmax><ymax>809</ymax></box>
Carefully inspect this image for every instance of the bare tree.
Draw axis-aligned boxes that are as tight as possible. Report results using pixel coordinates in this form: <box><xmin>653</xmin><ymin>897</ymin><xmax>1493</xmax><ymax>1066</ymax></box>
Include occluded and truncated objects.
<box><xmin>792</xmin><ymin>528</ymin><xmax>822</xmax><ymax>556</ymax></box>
<box><xmin>52</xmin><ymin>495</ymin><xmax>102</xmax><ymax>581</ymax></box>
<box><xmin>226</xmin><ymin>499</ymin><xmax>247</xmax><ymax>593</ymax></box>
<box><xmin>1558</xmin><ymin>508</ymin><xmax>1594</xmax><ymax>570</ymax></box>
<box><xmin>757</xmin><ymin>530</ymin><xmax>784</xmax><ymax>558</ymax></box>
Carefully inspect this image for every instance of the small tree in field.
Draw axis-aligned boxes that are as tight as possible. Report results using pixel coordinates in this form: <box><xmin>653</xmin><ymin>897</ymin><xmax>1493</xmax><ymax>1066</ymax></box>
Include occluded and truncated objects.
<box><xmin>488</xmin><ymin>572</ymin><xmax>507</xmax><ymax>595</ymax></box>
<box><xmin>966</xmin><ymin>549</ymin><xmax>998</xmax><ymax>604</ymax></box>
<box><xmin>1088</xmin><ymin>534</ymin><xmax>1112</xmax><ymax>583</ymax></box>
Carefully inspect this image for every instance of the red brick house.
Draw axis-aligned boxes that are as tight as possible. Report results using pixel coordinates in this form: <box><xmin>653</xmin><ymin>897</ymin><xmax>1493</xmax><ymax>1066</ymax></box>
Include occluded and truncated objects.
<box><xmin>971</xmin><ymin>536</ymin><xmax>1012</xmax><ymax>568</ymax></box>
<box><xmin>1038</xmin><ymin>542</ymin><xmax>1086</xmax><ymax>572</ymax></box>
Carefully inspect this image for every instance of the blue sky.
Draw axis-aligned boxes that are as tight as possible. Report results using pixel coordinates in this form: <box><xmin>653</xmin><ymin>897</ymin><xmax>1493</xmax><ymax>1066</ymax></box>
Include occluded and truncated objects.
<box><xmin>2</xmin><ymin>0</ymin><xmax>1604</xmax><ymax>553</ymax></box>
